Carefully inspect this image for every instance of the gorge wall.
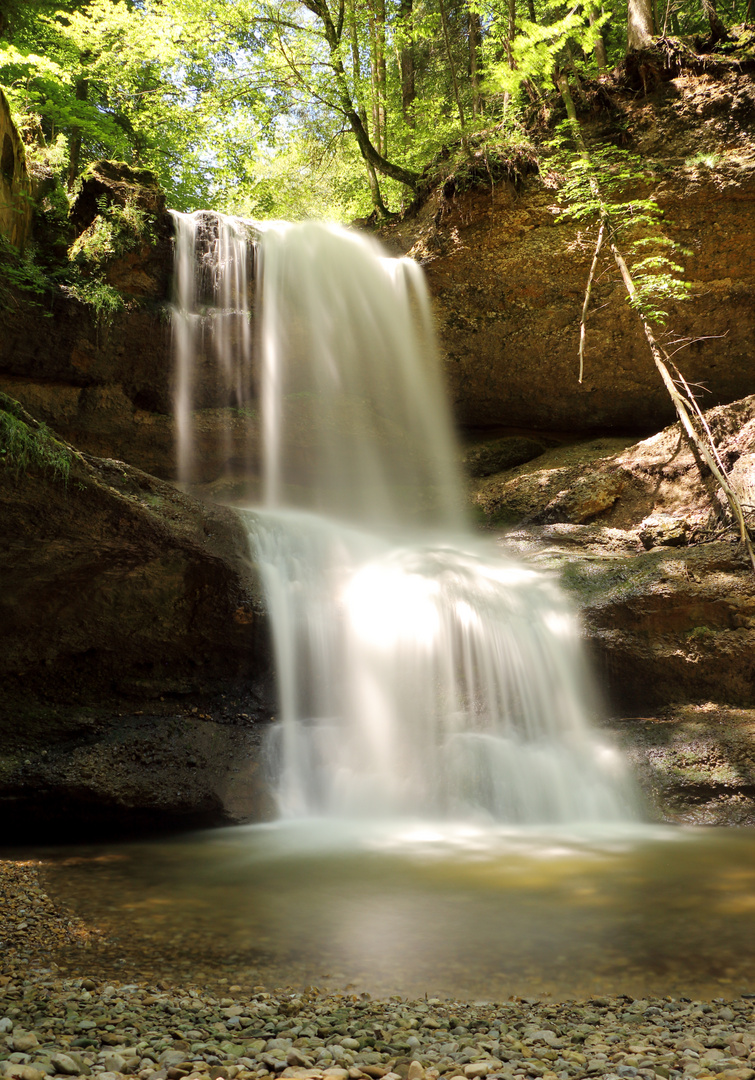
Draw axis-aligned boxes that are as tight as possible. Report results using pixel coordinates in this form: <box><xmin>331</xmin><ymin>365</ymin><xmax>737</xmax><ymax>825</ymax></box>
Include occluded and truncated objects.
<box><xmin>0</xmin><ymin>88</ymin><xmax>32</xmax><ymax>250</ymax></box>
<box><xmin>384</xmin><ymin>65</ymin><xmax>755</xmax><ymax>434</ymax></box>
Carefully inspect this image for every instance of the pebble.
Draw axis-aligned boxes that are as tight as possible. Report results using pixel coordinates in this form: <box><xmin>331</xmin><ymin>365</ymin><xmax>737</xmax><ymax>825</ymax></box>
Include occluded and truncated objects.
<box><xmin>6</xmin><ymin>981</ymin><xmax>752</xmax><ymax>1080</ymax></box>
<box><xmin>4</xmin><ymin>863</ymin><xmax>755</xmax><ymax>1080</ymax></box>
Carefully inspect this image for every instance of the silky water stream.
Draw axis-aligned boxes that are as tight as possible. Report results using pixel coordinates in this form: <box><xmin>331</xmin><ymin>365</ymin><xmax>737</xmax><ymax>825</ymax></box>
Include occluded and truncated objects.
<box><xmin>32</xmin><ymin>216</ymin><xmax>755</xmax><ymax>1000</ymax></box>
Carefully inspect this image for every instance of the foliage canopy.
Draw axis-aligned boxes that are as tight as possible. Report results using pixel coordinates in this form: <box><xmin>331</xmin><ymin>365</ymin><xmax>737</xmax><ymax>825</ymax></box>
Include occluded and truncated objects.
<box><xmin>0</xmin><ymin>0</ymin><xmax>750</xmax><ymax>218</ymax></box>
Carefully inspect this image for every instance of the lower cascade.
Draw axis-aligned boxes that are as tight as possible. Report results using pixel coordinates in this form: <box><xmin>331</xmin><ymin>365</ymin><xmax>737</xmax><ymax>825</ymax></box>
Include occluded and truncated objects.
<box><xmin>170</xmin><ymin>214</ymin><xmax>638</xmax><ymax>825</ymax></box>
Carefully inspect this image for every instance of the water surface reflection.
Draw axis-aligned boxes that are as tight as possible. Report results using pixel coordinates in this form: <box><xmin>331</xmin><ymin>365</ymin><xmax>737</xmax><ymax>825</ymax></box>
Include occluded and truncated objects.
<box><xmin>37</xmin><ymin>821</ymin><xmax>755</xmax><ymax>1000</ymax></box>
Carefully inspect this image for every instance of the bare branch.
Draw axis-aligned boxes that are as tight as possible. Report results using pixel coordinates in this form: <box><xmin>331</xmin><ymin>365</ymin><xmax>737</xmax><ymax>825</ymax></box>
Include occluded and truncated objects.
<box><xmin>578</xmin><ymin>218</ymin><xmax>605</xmax><ymax>384</ymax></box>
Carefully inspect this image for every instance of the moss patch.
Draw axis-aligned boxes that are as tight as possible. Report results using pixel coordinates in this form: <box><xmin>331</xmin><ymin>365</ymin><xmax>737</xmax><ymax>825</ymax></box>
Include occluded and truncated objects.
<box><xmin>0</xmin><ymin>392</ymin><xmax>73</xmax><ymax>482</ymax></box>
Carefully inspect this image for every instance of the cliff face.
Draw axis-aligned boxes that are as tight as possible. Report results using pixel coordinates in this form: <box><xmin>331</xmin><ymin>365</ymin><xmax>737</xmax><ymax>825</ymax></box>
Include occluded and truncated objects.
<box><xmin>0</xmin><ymin>401</ymin><xmax>274</xmax><ymax>841</ymax></box>
<box><xmin>382</xmin><ymin>66</ymin><xmax>755</xmax><ymax>435</ymax></box>
<box><xmin>0</xmin><ymin>89</ymin><xmax>33</xmax><ymax>249</ymax></box>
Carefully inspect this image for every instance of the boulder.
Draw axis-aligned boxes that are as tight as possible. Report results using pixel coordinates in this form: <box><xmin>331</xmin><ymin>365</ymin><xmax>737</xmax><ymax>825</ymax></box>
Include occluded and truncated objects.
<box><xmin>0</xmin><ymin>396</ymin><xmax>274</xmax><ymax>841</ymax></box>
<box><xmin>69</xmin><ymin>159</ymin><xmax>167</xmax><ymax>238</ymax></box>
<box><xmin>473</xmin><ymin>394</ymin><xmax>755</xmax><ymax>535</ymax></box>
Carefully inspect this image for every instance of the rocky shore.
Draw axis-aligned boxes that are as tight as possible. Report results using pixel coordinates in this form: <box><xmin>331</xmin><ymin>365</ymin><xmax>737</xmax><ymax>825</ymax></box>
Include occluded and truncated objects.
<box><xmin>3</xmin><ymin>860</ymin><xmax>755</xmax><ymax>1080</ymax></box>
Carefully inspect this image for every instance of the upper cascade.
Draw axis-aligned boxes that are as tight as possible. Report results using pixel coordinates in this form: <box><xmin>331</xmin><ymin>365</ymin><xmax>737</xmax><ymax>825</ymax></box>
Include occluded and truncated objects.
<box><xmin>258</xmin><ymin>220</ymin><xmax>465</xmax><ymax>530</ymax></box>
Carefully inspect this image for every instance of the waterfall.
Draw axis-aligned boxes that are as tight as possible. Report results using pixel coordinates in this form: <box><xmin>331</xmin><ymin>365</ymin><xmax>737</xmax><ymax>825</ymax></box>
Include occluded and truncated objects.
<box><xmin>170</xmin><ymin>210</ymin><xmax>255</xmax><ymax>485</ymax></box>
<box><xmin>170</xmin><ymin>215</ymin><xmax>638</xmax><ymax>825</ymax></box>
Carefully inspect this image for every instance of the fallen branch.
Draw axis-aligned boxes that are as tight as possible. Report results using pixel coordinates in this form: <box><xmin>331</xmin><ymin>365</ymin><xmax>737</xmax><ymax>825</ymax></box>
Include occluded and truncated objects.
<box><xmin>578</xmin><ymin>219</ymin><xmax>605</xmax><ymax>384</ymax></box>
<box><xmin>557</xmin><ymin>93</ymin><xmax>755</xmax><ymax>573</ymax></box>
<box><xmin>610</xmin><ymin>238</ymin><xmax>755</xmax><ymax>573</ymax></box>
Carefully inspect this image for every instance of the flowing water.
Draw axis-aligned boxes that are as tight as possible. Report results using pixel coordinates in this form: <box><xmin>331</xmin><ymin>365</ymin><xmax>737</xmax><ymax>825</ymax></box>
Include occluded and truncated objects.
<box><xmin>170</xmin><ymin>210</ymin><xmax>255</xmax><ymax>485</ymax></box>
<box><xmin>50</xmin><ymin>211</ymin><xmax>748</xmax><ymax>1001</ymax></box>
<box><xmin>170</xmin><ymin>216</ymin><xmax>637</xmax><ymax>824</ymax></box>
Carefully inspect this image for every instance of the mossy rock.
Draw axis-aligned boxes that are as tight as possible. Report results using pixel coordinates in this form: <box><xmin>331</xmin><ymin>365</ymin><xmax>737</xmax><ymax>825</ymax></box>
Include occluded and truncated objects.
<box><xmin>70</xmin><ymin>159</ymin><xmax>167</xmax><ymax>235</ymax></box>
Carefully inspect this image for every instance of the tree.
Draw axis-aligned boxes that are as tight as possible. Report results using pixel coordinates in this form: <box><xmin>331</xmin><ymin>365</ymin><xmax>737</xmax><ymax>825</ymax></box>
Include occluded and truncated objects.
<box><xmin>627</xmin><ymin>0</ymin><xmax>655</xmax><ymax>49</ymax></box>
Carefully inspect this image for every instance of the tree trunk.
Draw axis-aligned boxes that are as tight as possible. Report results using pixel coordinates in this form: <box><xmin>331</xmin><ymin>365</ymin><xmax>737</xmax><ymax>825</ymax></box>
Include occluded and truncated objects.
<box><xmin>368</xmin><ymin>0</ymin><xmax>387</xmax><ymax>154</ymax></box>
<box><xmin>437</xmin><ymin>0</ymin><xmax>467</xmax><ymax>137</ymax></box>
<box><xmin>555</xmin><ymin>69</ymin><xmax>578</xmax><ymax>123</ymax></box>
<box><xmin>700</xmin><ymin>0</ymin><xmax>728</xmax><ymax>42</ymax></box>
<box><xmin>468</xmin><ymin>6</ymin><xmax>483</xmax><ymax>116</ymax></box>
<box><xmin>365</xmin><ymin>159</ymin><xmax>389</xmax><ymax>215</ymax></box>
<box><xmin>588</xmin><ymin>5</ymin><xmax>608</xmax><ymax>71</ymax></box>
<box><xmin>627</xmin><ymin>0</ymin><xmax>655</xmax><ymax>50</ymax></box>
<box><xmin>303</xmin><ymin>0</ymin><xmax>420</xmax><ymax>189</ymax></box>
<box><xmin>399</xmin><ymin>0</ymin><xmax>416</xmax><ymax>126</ymax></box>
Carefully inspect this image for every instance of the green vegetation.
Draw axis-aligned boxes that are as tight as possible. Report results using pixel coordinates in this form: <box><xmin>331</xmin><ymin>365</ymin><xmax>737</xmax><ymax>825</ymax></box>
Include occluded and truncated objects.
<box><xmin>1</xmin><ymin>0</ymin><xmax>751</xmax><ymax>222</ymax></box>
<box><xmin>0</xmin><ymin>393</ymin><xmax>73</xmax><ymax>482</ymax></box>
<box><xmin>547</xmin><ymin>127</ymin><xmax>693</xmax><ymax>327</ymax></box>
<box><xmin>0</xmin><ymin>176</ymin><xmax>160</xmax><ymax>325</ymax></box>
<box><xmin>0</xmin><ymin>235</ymin><xmax>53</xmax><ymax>307</ymax></box>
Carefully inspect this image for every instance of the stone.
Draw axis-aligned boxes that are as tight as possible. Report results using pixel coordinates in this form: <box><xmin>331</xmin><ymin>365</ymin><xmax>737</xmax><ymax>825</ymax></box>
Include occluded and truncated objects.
<box><xmin>12</xmin><ymin>1033</ymin><xmax>40</xmax><ymax>1052</ymax></box>
<box><xmin>638</xmin><ymin>515</ymin><xmax>690</xmax><ymax>549</ymax></box>
<box><xmin>464</xmin><ymin>1066</ymin><xmax>490</xmax><ymax>1078</ymax></box>
<box><xmin>160</xmin><ymin>1054</ymin><xmax>193</xmax><ymax>1069</ymax></box>
<box><xmin>287</xmin><ymin>1052</ymin><xmax>314</xmax><ymax>1068</ymax></box>
<box><xmin>49</xmin><ymin>1055</ymin><xmax>82</xmax><ymax>1076</ymax></box>
<box><xmin>2</xmin><ymin>1068</ymin><xmax>46</xmax><ymax>1080</ymax></box>
<box><xmin>103</xmin><ymin>1054</ymin><xmax>129</xmax><ymax>1073</ymax></box>
<box><xmin>407</xmin><ymin>1064</ymin><xmax>425</xmax><ymax>1080</ymax></box>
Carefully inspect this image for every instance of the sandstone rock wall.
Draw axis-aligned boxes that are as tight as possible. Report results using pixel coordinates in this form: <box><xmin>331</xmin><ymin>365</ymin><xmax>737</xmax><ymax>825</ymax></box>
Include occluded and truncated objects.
<box><xmin>0</xmin><ymin>89</ymin><xmax>33</xmax><ymax>249</ymax></box>
<box><xmin>382</xmin><ymin>69</ymin><xmax>755</xmax><ymax>435</ymax></box>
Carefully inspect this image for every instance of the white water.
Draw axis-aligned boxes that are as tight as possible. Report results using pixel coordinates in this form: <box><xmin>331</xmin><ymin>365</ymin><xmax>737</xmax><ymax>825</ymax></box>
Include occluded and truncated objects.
<box><xmin>171</xmin><ymin>216</ymin><xmax>638</xmax><ymax>825</ymax></box>
<box><xmin>170</xmin><ymin>210</ymin><xmax>255</xmax><ymax>484</ymax></box>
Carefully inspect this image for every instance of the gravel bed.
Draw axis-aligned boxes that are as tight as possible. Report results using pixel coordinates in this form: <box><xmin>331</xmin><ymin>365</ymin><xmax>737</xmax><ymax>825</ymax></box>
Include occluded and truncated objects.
<box><xmin>3</xmin><ymin>861</ymin><xmax>755</xmax><ymax>1080</ymax></box>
